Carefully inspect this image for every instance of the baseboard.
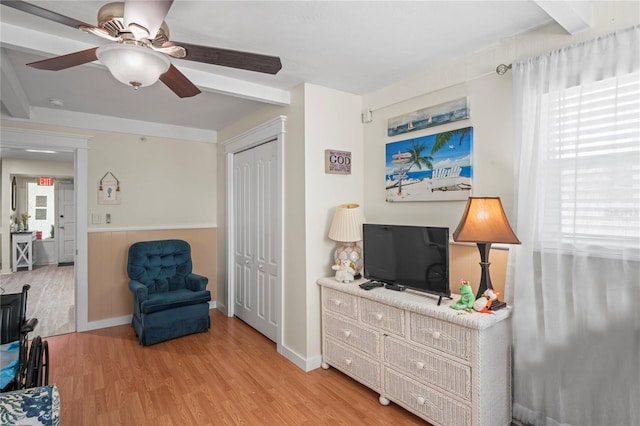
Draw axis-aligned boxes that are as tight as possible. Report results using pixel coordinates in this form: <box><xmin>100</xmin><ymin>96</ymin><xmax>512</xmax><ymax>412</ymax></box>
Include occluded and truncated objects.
<box><xmin>278</xmin><ymin>344</ymin><xmax>323</xmax><ymax>372</ymax></box>
<box><xmin>85</xmin><ymin>314</ymin><xmax>132</xmax><ymax>331</ymax></box>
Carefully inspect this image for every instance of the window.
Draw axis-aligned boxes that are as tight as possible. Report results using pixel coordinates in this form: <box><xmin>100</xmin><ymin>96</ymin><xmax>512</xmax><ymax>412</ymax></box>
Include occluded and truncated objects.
<box><xmin>539</xmin><ymin>72</ymin><xmax>640</xmax><ymax>254</ymax></box>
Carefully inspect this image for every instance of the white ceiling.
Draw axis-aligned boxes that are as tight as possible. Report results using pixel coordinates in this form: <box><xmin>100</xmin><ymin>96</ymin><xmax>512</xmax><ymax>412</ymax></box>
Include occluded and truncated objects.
<box><xmin>1</xmin><ymin>0</ymin><xmax>592</xmax><ymax>142</ymax></box>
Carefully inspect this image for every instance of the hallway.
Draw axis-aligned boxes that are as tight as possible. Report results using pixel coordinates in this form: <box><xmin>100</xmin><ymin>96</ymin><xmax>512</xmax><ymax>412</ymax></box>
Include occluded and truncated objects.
<box><xmin>0</xmin><ymin>264</ymin><xmax>75</xmax><ymax>338</ymax></box>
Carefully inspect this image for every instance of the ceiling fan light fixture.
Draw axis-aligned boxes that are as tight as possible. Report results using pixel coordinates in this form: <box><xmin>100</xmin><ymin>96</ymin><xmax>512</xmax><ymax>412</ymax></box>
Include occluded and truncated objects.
<box><xmin>96</xmin><ymin>44</ymin><xmax>170</xmax><ymax>89</ymax></box>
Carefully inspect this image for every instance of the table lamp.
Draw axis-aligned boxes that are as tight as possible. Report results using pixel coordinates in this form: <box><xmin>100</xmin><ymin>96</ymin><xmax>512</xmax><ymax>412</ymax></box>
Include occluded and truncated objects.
<box><xmin>328</xmin><ymin>204</ymin><xmax>365</xmax><ymax>279</ymax></box>
<box><xmin>452</xmin><ymin>197</ymin><xmax>520</xmax><ymax>309</ymax></box>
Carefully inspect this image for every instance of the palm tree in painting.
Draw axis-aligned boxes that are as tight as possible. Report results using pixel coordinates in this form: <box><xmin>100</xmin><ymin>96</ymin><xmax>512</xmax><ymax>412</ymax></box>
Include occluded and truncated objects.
<box><xmin>391</xmin><ymin>140</ymin><xmax>434</xmax><ymax>195</ymax></box>
<box><xmin>430</xmin><ymin>127</ymin><xmax>471</xmax><ymax>155</ymax></box>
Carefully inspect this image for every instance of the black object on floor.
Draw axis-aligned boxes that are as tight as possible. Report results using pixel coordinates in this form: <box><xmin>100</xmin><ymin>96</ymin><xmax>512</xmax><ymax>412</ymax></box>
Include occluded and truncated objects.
<box><xmin>57</xmin><ymin>262</ymin><xmax>74</xmax><ymax>267</ymax></box>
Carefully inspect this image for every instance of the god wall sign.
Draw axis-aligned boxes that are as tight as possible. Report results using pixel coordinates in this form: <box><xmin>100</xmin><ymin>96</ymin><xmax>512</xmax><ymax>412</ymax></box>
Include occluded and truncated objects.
<box><xmin>325</xmin><ymin>149</ymin><xmax>352</xmax><ymax>175</ymax></box>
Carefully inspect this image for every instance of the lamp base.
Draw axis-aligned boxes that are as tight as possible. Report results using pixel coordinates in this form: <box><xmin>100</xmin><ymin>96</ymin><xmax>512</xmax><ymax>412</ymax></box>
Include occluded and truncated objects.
<box><xmin>333</xmin><ymin>242</ymin><xmax>363</xmax><ymax>277</ymax></box>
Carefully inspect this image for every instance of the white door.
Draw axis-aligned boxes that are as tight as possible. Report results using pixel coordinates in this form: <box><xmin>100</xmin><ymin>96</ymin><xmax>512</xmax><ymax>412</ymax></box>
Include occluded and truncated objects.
<box><xmin>57</xmin><ymin>181</ymin><xmax>75</xmax><ymax>264</ymax></box>
<box><xmin>233</xmin><ymin>141</ymin><xmax>279</xmax><ymax>341</ymax></box>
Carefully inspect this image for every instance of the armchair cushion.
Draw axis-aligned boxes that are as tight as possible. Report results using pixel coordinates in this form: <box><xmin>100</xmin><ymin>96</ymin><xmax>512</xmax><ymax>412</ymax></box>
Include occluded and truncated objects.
<box><xmin>140</xmin><ymin>289</ymin><xmax>211</xmax><ymax>315</ymax></box>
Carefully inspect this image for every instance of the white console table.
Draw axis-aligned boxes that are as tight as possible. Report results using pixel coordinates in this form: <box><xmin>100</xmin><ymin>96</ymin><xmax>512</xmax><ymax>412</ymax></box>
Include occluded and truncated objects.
<box><xmin>317</xmin><ymin>277</ymin><xmax>512</xmax><ymax>426</ymax></box>
<box><xmin>12</xmin><ymin>231</ymin><xmax>36</xmax><ymax>272</ymax></box>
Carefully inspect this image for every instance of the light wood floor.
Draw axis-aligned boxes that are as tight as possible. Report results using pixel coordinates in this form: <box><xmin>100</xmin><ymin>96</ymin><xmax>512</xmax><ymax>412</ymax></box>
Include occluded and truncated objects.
<box><xmin>1</xmin><ymin>264</ymin><xmax>75</xmax><ymax>338</ymax></box>
<box><xmin>46</xmin><ymin>309</ymin><xmax>429</xmax><ymax>425</ymax></box>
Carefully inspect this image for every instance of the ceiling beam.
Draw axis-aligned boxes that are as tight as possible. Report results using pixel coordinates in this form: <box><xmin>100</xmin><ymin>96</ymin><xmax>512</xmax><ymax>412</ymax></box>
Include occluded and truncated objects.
<box><xmin>534</xmin><ymin>0</ymin><xmax>593</xmax><ymax>35</ymax></box>
<box><xmin>0</xmin><ymin>23</ymin><xmax>290</xmax><ymax>106</ymax></box>
<box><xmin>0</xmin><ymin>48</ymin><xmax>31</xmax><ymax>119</ymax></box>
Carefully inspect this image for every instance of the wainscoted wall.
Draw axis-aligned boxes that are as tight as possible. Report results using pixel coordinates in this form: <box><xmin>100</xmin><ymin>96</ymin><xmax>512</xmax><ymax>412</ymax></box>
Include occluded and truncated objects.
<box><xmin>88</xmin><ymin>228</ymin><xmax>217</xmax><ymax>322</ymax></box>
<box><xmin>449</xmin><ymin>243</ymin><xmax>508</xmax><ymax>298</ymax></box>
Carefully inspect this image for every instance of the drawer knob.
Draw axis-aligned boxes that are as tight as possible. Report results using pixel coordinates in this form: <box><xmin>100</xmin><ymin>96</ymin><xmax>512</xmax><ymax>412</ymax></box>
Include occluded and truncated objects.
<box><xmin>334</xmin><ymin>299</ymin><xmax>343</xmax><ymax>307</ymax></box>
<box><xmin>343</xmin><ymin>330</ymin><xmax>352</xmax><ymax>338</ymax></box>
<box><xmin>375</xmin><ymin>313</ymin><xmax>383</xmax><ymax>321</ymax></box>
<box><xmin>416</xmin><ymin>396</ymin><xmax>426</xmax><ymax>406</ymax></box>
<box><xmin>415</xmin><ymin>361</ymin><xmax>425</xmax><ymax>370</ymax></box>
<box><xmin>344</xmin><ymin>358</ymin><xmax>353</xmax><ymax>366</ymax></box>
<box><xmin>432</xmin><ymin>331</ymin><xmax>441</xmax><ymax>339</ymax></box>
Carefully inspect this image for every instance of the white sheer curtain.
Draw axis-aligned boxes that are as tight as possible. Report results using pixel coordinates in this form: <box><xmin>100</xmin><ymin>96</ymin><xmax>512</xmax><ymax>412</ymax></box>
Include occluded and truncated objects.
<box><xmin>507</xmin><ymin>26</ymin><xmax>640</xmax><ymax>426</ymax></box>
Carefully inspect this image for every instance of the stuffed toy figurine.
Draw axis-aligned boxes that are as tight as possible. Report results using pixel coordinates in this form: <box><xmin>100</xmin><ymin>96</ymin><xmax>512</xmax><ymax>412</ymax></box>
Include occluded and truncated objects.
<box><xmin>450</xmin><ymin>280</ymin><xmax>475</xmax><ymax>310</ymax></box>
<box><xmin>473</xmin><ymin>289</ymin><xmax>499</xmax><ymax>314</ymax></box>
<box><xmin>332</xmin><ymin>259</ymin><xmax>356</xmax><ymax>283</ymax></box>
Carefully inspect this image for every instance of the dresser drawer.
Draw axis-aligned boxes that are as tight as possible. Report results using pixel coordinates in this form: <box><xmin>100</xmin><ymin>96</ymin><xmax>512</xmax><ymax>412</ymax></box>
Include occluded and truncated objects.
<box><xmin>410</xmin><ymin>313</ymin><xmax>472</xmax><ymax>362</ymax></box>
<box><xmin>361</xmin><ymin>298</ymin><xmax>404</xmax><ymax>337</ymax></box>
<box><xmin>323</xmin><ymin>312</ymin><xmax>380</xmax><ymax>357</ymax></box>
<box><xmin>385</xmin><ymin>337</ymin><xmax>471</xmax><ymax>401</ymax></box>
<box><xmin>325</xmin><ymin>339</ymin><xmax>381</xmax><ymax>391</ymax></box>
<box><xmin>384</xmin><ymin>368</ymin><xmax>471</xmax><ymax>426</ymax></box>
<box><xmin>322</xmin><ymin>288</ymin><xmax>358</xmax><ymax>319</ymax></box>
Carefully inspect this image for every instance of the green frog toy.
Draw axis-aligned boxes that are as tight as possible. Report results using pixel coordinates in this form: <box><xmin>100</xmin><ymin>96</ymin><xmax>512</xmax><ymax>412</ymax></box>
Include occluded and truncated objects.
<box><xmin>450</xmin><ymin>280</ymin><xmax>476</xmax><ymax>310</ymax></box>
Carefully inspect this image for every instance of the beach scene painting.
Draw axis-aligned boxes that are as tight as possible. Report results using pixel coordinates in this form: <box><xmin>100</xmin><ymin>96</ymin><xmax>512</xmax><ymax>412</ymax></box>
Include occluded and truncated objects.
<box><xmin>387</xmin><ymin>97</ymin><xmax>470</xmax><ymax>137</ymax></box>
<box><xmin>386</xmin><ymin>127</ymin><xmax>473</xmax><ymax>202</ymax></box>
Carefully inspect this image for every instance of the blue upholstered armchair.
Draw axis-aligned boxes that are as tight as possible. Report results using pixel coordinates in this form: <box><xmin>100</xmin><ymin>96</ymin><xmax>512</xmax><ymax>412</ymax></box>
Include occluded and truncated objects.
<box><xmin>127</xmin><ymin>239</ymin><xmax>211</xmax><ymax>345</ymax></box>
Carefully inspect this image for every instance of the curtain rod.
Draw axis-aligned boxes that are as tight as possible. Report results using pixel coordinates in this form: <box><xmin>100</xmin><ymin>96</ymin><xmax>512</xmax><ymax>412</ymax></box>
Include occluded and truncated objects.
<box><xmin>496</xmin><ymin>63</ymin><xmax>513</xmax><ymax>75</ymax></box>
<box><xmin>365</xmin><ymin>62</ymin><xmax>513</xmax><ymax>118</ymax></box>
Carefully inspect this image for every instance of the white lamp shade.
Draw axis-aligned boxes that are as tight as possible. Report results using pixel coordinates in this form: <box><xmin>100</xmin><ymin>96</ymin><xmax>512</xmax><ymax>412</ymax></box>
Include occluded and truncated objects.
<box><xmin>96</xmin><ymin>44</ymin><xmax>170</xmax><ymax>88</ymax></box>
<box><xmin>328</xmin><ymin>204</ymin><xmax>365</xmax><ymax>242</ymax></box>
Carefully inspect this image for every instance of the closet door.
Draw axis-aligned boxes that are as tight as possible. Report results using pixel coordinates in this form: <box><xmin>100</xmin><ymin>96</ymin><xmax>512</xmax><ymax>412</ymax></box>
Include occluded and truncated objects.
<box><xmin>233</xmin><ymin>140</ymin><xmax>279</xmax><ymax>341</ymax></box>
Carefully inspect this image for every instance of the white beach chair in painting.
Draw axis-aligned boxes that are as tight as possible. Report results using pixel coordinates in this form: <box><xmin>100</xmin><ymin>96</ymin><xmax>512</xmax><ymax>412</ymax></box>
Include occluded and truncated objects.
<box><xmin>430</xmin><ymin>166</ymin><xmax>467</xmax><ymax>191</ymax></box>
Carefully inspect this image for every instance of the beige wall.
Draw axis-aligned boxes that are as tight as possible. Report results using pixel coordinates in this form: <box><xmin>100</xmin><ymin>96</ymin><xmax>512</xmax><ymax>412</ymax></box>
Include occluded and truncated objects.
<box><xmin>88</xmin><ymin>228</ymin><xmax>216</xmax><ymax>321</ymax></box>
<box><xmin>450</xmin><ymin>243</ymin><xmax>508</xmax><ymax>299</ymax></box>
<box><xmin>87</xmin><ymin>132</ymin><xmax>217</xmax><ymax>229</ymax></box>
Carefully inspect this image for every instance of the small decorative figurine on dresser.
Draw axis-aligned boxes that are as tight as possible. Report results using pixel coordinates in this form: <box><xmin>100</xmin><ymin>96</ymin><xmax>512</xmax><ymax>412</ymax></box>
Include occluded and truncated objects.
<box><xmin>473</xmin><ymin>288</ymin><xmax>499</xmax><ymax>314</ymax></box>
<box><xmin>450</xmin><ymin>279</ymin><xmax>476</xmax><ymax>310</ymax></box>
<box><xmin>332</xmin><ymin>259</ymin><xmax>356</xmax><ymax>283</ymax></box>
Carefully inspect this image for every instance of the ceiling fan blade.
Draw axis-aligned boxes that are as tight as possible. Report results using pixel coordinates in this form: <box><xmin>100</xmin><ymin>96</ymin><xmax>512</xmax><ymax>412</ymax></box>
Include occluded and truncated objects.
<box><xmin>174</xmin><ymin>42</ymin><xmax>282</xmax><ymax>75</ymax></box>
<box><xmin>1</xmin><ymin>0</ymin><xmax>93</xmax><ymax>29</ymax></box>
<box><xmin>124</xmin><ymin>0</ymin><xmax>173</xmax><ymax>41</ymax></box>
<box><xmin>159</xmin><ymin>64</ymin><xmax>201</xmax><ymax>98</ymax></box>
<box><xmin>27</xmin><ymin>48</ymin><xmax>99</xmax><ymax>71</ymax></box>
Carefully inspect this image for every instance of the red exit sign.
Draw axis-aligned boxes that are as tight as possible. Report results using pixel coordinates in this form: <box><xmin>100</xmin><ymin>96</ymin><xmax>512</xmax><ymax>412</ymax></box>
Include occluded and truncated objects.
<box><xmin>38</xmin><ymin>177</ymin><xmax>54</xmax><ymax>186</ymax></box>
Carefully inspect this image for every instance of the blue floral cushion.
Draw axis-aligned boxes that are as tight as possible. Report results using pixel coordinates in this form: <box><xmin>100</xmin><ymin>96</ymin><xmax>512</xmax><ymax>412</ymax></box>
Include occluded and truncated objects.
<box><xmin>0</xmin><ymin>385</ymin><xmax>60</xmax><ymax>426</ymax></box>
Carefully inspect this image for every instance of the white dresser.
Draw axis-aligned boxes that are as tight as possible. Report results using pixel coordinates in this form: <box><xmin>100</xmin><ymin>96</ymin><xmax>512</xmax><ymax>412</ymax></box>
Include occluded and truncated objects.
<box><xmin>318</xmin><ymin>277</ymin><xmax>512</xmax><ymax>426</ymax></box>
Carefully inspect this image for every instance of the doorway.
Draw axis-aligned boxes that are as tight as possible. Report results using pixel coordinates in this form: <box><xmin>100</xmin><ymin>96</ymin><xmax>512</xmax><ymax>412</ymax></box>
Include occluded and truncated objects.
<box><xmin>224</xmin><ymin>116</ymin><xmax>285</xmax><ymax>351</ymax></box>
<box><xmin>3</xmin><ymin>173</ymin><xmax>76</xmax><ymax>338</ymax></box>
<box><xmin>1</xmin><ymin>128</ymin><xmax>90</xmax><ymax>333</ymax></box>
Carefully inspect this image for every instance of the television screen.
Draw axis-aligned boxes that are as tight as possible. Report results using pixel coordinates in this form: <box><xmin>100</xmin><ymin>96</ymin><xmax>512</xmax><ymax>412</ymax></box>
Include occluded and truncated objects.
<box><xmin>363</xmin><ymin>224</ymin><xmax>450</xmax><ymax>298</ymax></box>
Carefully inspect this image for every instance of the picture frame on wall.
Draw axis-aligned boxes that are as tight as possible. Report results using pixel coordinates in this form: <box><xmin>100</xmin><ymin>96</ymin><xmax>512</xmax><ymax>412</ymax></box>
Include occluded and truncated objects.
<box><xmin>385</xmin><ymin>126</ymin><xmax>473</xmax><ymax>202</ymax></box>
<box><xmin>324</xmin><ymin>149</ymin><xmax>352</xmax><ymax>175</ymax></box>
<box><xmin>98</xmin><ymin>171</ymin><xmax>121</xmax><ymax>205</ymax></box>
<box><xmin>387</xmin><ymin>97</ymin><xmax>470</xmax><ymax>137</ymax></box>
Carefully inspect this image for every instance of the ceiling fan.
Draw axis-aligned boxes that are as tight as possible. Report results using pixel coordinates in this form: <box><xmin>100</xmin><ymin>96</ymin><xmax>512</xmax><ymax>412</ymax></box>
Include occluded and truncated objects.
<box><xmin>2</xmin><ymin>0</ymin><xmax>283</xmax><ymax>98</ymax></box>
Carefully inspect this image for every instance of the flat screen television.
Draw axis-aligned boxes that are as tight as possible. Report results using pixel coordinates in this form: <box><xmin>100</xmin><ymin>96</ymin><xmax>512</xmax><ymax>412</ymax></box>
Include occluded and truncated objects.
<box><xmin>363</xmin><ymin>224</ymin><xmax>451</xmax><ymax>304</ymax></box>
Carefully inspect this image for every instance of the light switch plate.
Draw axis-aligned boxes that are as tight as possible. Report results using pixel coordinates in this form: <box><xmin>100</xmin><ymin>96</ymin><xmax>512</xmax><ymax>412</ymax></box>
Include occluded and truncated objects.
<box><xmin>106</xmin><ymin>213</ymin><xmax>111</xmax><ymax>224</ymax></box>
<box><xmin>91</xmin><ymin>213</ymin><xmax>101</xmax><ymax>224</ymax></box>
